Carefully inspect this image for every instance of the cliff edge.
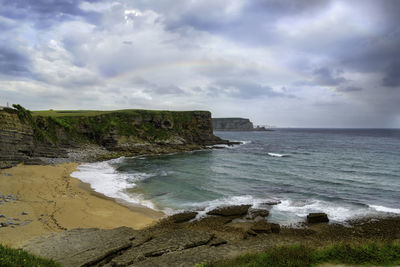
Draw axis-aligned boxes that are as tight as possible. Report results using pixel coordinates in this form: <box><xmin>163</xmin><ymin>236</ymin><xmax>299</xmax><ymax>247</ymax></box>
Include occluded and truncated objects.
<box><xmin>0</xmin><ymin>105</ymin><xmax>226</xmax><ymax>168</ymax></box>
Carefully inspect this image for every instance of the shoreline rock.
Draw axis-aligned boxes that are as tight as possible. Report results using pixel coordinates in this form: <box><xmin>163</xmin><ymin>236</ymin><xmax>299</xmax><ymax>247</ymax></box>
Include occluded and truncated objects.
<box><xmin>307</xmin><ymin>213</ymin><xmax>329</xmax><ymax>223</ymax></box>
<box><xmin>168</xmin><ymin>211</ymin><xmax>198</xmax><ymax>223</ymax></box>
<box><xmin>207</xmin><ymin>205</ymin><xmax>252</xmax><ymax>217</ymax></box>
<box><xmin>21</xmin><ymin>214</ymin><xmax>400</xmax><ymax>267</ymax></box>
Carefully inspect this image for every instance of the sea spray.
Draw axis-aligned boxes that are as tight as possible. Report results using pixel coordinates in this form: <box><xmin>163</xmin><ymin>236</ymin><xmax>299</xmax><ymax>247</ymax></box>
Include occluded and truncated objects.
<box><xmin>71</xmin><ymin>159</ymin><xmax>157</xmax><ymax>210</ymax></box>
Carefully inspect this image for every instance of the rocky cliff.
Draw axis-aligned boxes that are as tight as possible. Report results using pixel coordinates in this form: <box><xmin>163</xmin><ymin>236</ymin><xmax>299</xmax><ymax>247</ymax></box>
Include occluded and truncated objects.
<box><xmin>212</xmin><ymin>118</ymin><xmax>271</xmax><ymax>131</ymax></box>
<box><xmin>212</xmin><ymin>118</ymin><xmax>254</xmax><ymax>131</ymax></box>
<box><xmin>0</xmin><ymin>106</ymin><xmax>226</xmax><ymax>168</ymax></box>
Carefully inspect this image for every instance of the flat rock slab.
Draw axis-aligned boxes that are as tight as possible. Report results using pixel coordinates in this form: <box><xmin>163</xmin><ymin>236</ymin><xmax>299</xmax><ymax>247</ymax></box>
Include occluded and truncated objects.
<box><xmin>22</xmin><ymin>227</ymin><xmax>138</xmax><ymax>267</ymax></box>
<box><xmin>109</xmin><ymin>229</ymin><xmax>214</xmax><ymax>266</ymax></box>
<box><xmin>168</xmin><ymin>211</ymin><xmax>198</xmax><ymax>223</ymax></box>
<box><xmin>251</xmin><ymin>222</ymin><xmax>280</xmax><ymax>234</ymax></box>
<box><xmin>130</xmin><ymin>238</ymin><xmax>274</xmax><ymax>267</ymax></box>
<box><xmin>207</xmin><ymin>205</ymin><xmax>251</xmax><ymax>217</ymax></box>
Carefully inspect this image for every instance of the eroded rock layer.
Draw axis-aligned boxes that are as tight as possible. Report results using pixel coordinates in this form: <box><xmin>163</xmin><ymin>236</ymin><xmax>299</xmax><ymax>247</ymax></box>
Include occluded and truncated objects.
<box><xmin>0</xmin><ymin>108</ymin><xmax>226</xmax><ymax>168</ymax></box>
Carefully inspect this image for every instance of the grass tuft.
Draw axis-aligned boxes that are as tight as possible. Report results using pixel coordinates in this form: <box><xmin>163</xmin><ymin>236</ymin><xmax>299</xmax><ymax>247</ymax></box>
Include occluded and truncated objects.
<box><xmin>0</xmin><ymin>244</ymin><xmax>61</xmax><ymax>267</ymax></box>
<box><xmin>199</xmin><ymin>241</ymin><xmax>400</xmax><ymax>267</ymax></box>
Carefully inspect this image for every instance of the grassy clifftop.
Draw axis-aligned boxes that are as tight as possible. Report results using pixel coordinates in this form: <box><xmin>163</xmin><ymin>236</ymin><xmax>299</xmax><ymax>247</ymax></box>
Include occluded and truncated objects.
<box><xmin>0</xmin><ymin>105</ymin><xmax>224</xmax><ymax>168</ymax></box>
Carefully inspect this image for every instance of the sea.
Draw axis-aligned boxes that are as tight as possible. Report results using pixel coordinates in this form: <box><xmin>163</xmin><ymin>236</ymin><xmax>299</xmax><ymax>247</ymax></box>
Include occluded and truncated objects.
<box><xmin>71</xmin><ymin>129</ymin><xmax>400</xmax><ymax>225</ymax></box>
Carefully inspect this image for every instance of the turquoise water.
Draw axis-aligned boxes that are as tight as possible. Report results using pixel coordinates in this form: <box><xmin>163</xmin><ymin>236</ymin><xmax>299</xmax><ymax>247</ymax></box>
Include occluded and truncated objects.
<box><xmin>72</xmin><ymin>129</ymin><xmax>400</xmax><ymax>224</ymax></box>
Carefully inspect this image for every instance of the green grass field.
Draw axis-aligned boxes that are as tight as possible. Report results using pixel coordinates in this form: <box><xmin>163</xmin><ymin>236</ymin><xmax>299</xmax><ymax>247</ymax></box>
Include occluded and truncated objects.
<box><xmin>198</xmin><ymin>241</ymin><xmax>400</xmax><ymax>267</ymax></box>
<box><xmin>0</xmin><ymin>244</ymin><xmax>61</xmax><ymax>267</ymax></box>
<box><xmin>32</xmin><ymin>110</ymin><xmax>112</xmax><ymax>117</ymax></box>
<box><xmin>31</xmin><ymin>109</ymin><xmax>205</xmax><ymax>117</ymax></box>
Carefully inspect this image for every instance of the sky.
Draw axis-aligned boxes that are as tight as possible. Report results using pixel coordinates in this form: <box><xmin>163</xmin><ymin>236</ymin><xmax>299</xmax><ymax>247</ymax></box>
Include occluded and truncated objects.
<box><xmin>0</xmin><ymin>0</ymin><xmax>399</xmax><ymax>127</ymax></box>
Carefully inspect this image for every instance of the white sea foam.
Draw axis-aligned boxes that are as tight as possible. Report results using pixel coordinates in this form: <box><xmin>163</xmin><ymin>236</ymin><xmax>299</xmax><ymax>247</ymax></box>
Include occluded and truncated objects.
<box><xmin>269</xmin><ymin>199</ymin><xmax>384</xmax><ymax>225</ymax></box>
<box><xmin>208</xmin><ymin>144</ymin><xmax>231</xmax><ymax>149</ymax></box>
<box><xmin>268</xmin><ymin>153</ymin><xmax>288</xmax><ymax>157</ymax></box>
<box><xmin>70</xmin><ymin>159</ymin><xmax>157</xmax><ymax>210</ymax></box>
<box><xmin>186</xmin><ymin>195</ymin><xmax>274</xmax><ymax>220</ymax></box>
<box><xmin>181</xmin><ymin>196</ymin><xmax>394</xmax><ymax>225</ymax></box>
<box><xmin>207</xmin><ymin>140</ymin><xmax>251</xmax><ymax>149</ymax></box>
<box><xmin>369</xmin><ymin>205</ymin><xmax>400</xmax><ymax>214</ymax></box>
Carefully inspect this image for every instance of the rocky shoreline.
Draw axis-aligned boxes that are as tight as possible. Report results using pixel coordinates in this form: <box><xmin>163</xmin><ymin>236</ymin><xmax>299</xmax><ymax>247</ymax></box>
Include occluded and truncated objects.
<box><xmin>21</xmin><ymin>204</ymin><xmax>400</xmax><ymax>267</ymax></box>
<box><xmin>38</xmin><ymin>141</ymin><xmax>242</xmax><ymax>165</ymax></box>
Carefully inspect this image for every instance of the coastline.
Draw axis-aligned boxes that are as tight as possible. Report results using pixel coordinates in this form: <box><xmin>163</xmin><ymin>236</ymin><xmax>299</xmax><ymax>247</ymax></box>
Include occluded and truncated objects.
<box><xmin>0</xmin><ymin>163</ymin><xmax>163</xmax><ymax>247</ymax></box>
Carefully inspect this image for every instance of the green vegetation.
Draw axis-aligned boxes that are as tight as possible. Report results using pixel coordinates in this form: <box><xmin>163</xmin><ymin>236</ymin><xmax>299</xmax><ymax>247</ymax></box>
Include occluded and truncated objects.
<box><xmin>2</xmin><ymin>105</ymin><xmax>208</xmax><ymax>146</ymax></box>
<box><xmin>32</xmin><ymin>109</ymin><xmax>114</xmax><ymax>117</ymax></box>
<box><xmin>31</xmin><ymin>109</ymin><xmax>205</xmax><ymax>117</ymax></box>
<box><xmin>0</xmin><ymin>244</ymin><xmax>61</xmax><ymax>267</ymax></box>
<box><xmin>199</xmin><ymin>241</ymin><xmax>400</xmax><ymax>267</ymax></box>
<box><xmin>9</xmin><ymin>104</ymin><xmax>50</xmax><ymax>143</ymax></box>
<box><xmin>32</xmin><ymin>109</ymin><xmax>202</xmax><ymax>143</ymax></box>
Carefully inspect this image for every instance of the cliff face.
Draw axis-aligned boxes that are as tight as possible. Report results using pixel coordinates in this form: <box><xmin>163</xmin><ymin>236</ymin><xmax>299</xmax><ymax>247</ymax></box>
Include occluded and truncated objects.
<box><xmin>212</xmin><ymin>118</ymin><xmax>254</xmax><ymax>131</ymax></box>
<box><xmin>0</xmin><ymin>108</ymin><xmax>224</xmax><ymax>168</ymax></box>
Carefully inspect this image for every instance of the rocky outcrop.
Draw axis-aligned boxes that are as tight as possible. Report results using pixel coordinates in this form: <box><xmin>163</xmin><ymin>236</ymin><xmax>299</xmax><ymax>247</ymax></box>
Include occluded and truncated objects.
<box><xmin>0</xmin><ymin>107</ymin><xmax>227</xmax><ymax>168</ymax></box>
<box><xmin>207</xmin><ymin>205</ymin><xmax>251</xmax><ymax>217</ymax></box>
<box><xmin>212</xmin><ymin>118</ymin><xmax>254</xmax><ymax>131</ymax></box>
<box><xmin>168</xmin><ymin>211</ymin><xmax>198</xmax><ymax>223</ymax></box>
<box><xmin>21</xmin><ymin>207</ymin><xmax>400</xmax><ymax>267</ymax></box>
<box><xmin>22</xmin><ymin>206</ymin><xmax>277</xmax><ymax>267</ymax></box>
<box><xmin>212</xmin><ymin>118</ymin><xmax>270</xmax><ymax>131</ymax></box>
<box><xmin>22</xmin><ymin>227</ymin><xmax>138</xmax><ymax>267</ymax></box>
<box><xmin>251</xmin><ymin>221</ymin><xmax>280</xmax><ymax>234</ymax></box>
<box><xmin>0</xmin><ymin>111</ymin><xmax>67</xmax><ymax>168</ymax></box>
<box><xmin>307</xmin><ymin>213</ymin><xmax>329</xmax><ymax>223</ymax></box>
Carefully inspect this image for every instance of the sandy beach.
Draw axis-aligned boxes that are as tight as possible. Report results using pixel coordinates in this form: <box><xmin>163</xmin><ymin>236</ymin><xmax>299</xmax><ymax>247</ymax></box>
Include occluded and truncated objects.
<box><xmin>0</xmin><ymin>163</ymin><xmax>163</xmax><ymax>247</ymax></box>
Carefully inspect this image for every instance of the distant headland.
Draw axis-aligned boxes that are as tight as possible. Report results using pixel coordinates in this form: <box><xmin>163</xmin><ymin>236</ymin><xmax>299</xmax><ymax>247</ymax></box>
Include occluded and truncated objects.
<box><xmin>212</xmin><ymin>117</ymin><xmax>271</xmax><ymax>131</ymax></box>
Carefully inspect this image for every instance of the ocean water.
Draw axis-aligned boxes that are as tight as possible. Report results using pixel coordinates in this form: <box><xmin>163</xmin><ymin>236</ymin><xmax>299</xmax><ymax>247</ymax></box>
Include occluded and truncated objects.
<box><xmin>71</xmin><ymin>129</ymin><xmax>400</xmax><ymax>224</ymax></box>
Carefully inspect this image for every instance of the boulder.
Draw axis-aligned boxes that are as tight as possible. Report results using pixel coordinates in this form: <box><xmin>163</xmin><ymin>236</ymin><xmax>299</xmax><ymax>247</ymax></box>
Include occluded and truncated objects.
<box><xmin>307</xmin><ymin>213</ymin><xmax>329</xmax><ymax>223</ymax></box>
<box><xmin>251</xmin><ymin>221</ymin><xmax>272</xmax><ymax>233</ymax></box>
<box><xmin>207</xmin><ymin>205</ymin><xmax>251</xmax><ymax>217</ymax></box>
<box><xmin>251</xmin><ymin>222</ymin><xmax>280</xmax><ymax>234</ymax></box>
<box><xmin>169</xmin><ymin>211</ymin><xmax>198</xmax><ymax>223</ymax></box>
<box><xmin>248</xmin><ymin>208</ymin><xmax>269</xmax><ymax>219</ymax></box>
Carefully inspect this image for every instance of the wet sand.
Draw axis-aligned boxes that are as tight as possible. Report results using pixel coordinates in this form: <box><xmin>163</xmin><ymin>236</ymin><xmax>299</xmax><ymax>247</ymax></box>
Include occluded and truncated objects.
<box><xmin>0</xmin><ymin>163</ymin><xmax>163</xmax><ymax>247</ymax></box>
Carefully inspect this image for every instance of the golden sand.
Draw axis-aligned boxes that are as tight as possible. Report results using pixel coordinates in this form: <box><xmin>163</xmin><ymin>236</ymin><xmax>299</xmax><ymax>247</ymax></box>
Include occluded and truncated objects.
<box><xmin>0</xmin><ymin>163</ymin><xmax>163</xmax><ymax>247</ymax></box>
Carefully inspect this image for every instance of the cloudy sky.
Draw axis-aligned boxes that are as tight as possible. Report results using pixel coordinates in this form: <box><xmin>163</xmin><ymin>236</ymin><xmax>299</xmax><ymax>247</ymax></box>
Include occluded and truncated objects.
<box><xmin>1</xmin><ymin>0</ymin><xmax>399</xmax><ymax>127</ymax></box>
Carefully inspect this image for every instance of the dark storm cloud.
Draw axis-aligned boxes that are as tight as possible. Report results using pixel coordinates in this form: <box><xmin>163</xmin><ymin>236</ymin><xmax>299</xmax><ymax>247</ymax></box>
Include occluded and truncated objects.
<box><xmin>326</xmin><ymin>1</ymin><xmax>400</xmax><ymax>77</ymax></box>
<box><xmin>312</xmin><ymin>68</ymin><xmax>347</xmax><ymax>86</ymax></box>
<box><xmin>292</xmin><ymin>67</ymin><xmax>347</xmax><ymax>88</ymax></box>
<box><xmin>382</xmin><ymin>61</ymin><xmax>400</xmax><ymax>87</ymax></box>
<box><xmin>0</xmin><ymin>0</ymin><xmax>101</xmax><ymax>28</ymax></box>
<box><xmin>161</xmin><ymin>0</ymin><xmax>333</xmax><ymax>45</ymax></box>
<box><xmin>0</xmin><ymin>45</ymin><xmax>32</xmax><ymax>77</ymax></box>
